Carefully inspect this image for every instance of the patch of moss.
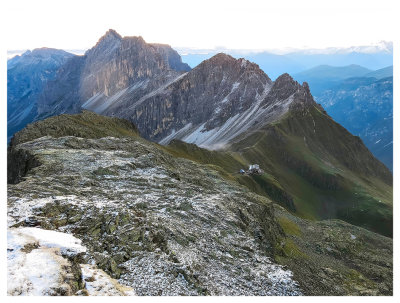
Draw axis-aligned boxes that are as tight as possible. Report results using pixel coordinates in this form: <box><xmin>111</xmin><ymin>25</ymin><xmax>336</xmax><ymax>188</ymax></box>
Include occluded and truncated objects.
<box><xmin>93</xmin><ymin>167</ymin><xmax>117</xmax><ymax>176</ymax></box>
<box><xmin>278</xmin><ymin>217</ymin><xmax>302</xmax><ymax>236</ymax></box>
<box><xmin>279</xmin><ymin>239</ymin><xmax>308</xmax><ymax>260</ymax></box>
<box><xmin>343</xmin><ymin>269</ymin><xmax>377</xmax><ymax>294</ymax></box>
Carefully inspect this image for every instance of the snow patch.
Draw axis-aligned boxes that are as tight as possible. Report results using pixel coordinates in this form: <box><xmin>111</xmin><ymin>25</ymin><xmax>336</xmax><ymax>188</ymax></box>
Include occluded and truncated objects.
<box><xmin>7</xmin><ymin>227</ymin><xmax>86</xmax><ymax>296</ymax></box>
<box><xmin>81</xmin><ymin>264</ymin><xmax>135</xmax><ymax>296</ymax></box>
<box><xmin>13</xmin><ymin>227</ymin><xmax>86</xmax><ymax>257</ymax></box>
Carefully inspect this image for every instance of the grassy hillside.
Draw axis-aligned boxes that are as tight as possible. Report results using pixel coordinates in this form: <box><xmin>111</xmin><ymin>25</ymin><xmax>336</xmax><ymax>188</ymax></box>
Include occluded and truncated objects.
<box><xmin>167</xmin><ymin>105</ymin><xmax>392</xmax><ymax>237</ymax></box>
<box><xmin>10</xmin><ymin>110</ymin><xmax>139</xmax><ymax>146</ymax></box>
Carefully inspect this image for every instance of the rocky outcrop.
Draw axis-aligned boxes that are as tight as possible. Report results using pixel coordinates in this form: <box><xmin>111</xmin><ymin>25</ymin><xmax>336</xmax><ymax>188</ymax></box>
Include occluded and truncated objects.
<box><xmin>10</xmin><ymin>110</ymin><xmax>139</xmax><ymax>147</ymax></box>
<box><xmin>8</xmin><ymin>135</ymin><xmax>300</xmax><ymax>295</ymax></box>
<box><xmin>150</xmin><ymin>43</ymin><xmax>192</xmax><ymax>72</ymax></box>
<box><xmin>7</xmin><ymin>112</ymin><xmax>392</xmax><ymax>295</ymax></box>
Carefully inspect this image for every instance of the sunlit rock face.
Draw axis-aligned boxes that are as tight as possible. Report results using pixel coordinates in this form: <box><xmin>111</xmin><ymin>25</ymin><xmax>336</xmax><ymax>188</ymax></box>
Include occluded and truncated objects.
<box><xmin>36</xmin><ymin>29</ymin><xmax>191</xmax><ymax>120</ymax></box>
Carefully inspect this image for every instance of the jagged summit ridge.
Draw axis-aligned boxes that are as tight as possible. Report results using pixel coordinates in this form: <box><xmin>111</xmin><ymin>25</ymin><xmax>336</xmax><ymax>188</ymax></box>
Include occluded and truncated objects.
<box><xmin>27</xmin><ymin>30</ymin><xmax>316</xmax><ymax>150</ymax></box>
<box><xmin>36</xmin><ymin>30</ymin><xmax>191</xmax><ymax>119</ymax></box>
<box><xmin>130</xmin><ymin>54</ymin><xmax>315</xmax><ymax>148</ymax></box>
<box><xmin>262</xmin><ymin>73</ymin><xmax>316</xmax><ymax>110</ymax></box>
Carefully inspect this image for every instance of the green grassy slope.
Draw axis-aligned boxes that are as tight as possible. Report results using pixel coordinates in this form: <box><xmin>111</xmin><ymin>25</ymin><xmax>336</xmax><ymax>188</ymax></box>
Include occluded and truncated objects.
<box><xmin>167</xmin><ymin>105</ymin><xmax>393</xmax><ymax>237</ymax></box>
<box><xmin>10</xmin><ymin>110</ymin><xmax>139</xmax><ymax>146</ymax></box>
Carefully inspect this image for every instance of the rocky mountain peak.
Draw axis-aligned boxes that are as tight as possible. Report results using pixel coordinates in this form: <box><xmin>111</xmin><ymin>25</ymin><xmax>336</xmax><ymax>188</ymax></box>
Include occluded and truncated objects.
<box><xmin>261</xmin><ymin>73</ymin><xmax>315</xmax><ymax>109</ymax></box>
<box><xmin>273</xmin><ymin>73</ymin><xmax>298</xmax><ymax>88</ymax></box>
<box><xmin>199</xmin><ymin>53</ymin><xmax>269</xmax><ymax>78</ymax></box>
<box><xmin>207</xmin><ymin>52</ymin><xmax>237</xmax><ymax>64</ymax></box>
<box><xmin>85</xmin><ymin>29</ymin><xmax>123</xmax><ymax>57</ymax></box>
<box><xmin>99</xmin><ymin>29</ymin><xmax>122</xmax><ymax>43</ymax></box>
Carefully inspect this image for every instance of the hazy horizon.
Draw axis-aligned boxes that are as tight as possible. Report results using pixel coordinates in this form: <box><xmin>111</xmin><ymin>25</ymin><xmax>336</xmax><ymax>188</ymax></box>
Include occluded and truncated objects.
<box><xmin>5</xmin><ymin>0</ymin><xmax>397</xmax><ymax>52</ymax></box>
<box><xmin>6</xmin><ymin>39</ymin><xmax>394</xmax><ymax>60</ymax></box>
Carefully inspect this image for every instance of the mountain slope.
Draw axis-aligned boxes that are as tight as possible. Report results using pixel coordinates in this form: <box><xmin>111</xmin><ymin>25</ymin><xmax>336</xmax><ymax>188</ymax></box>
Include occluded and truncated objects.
<box><xmin>316</xmin><ymin>77</ymin><xmax>393</xmax><ymax>170</ymax></box>
<box><xmin>19</xmin><ymin>39</ymin><xmax>392</xmax><ymax>236</ymax></box>
<box><xmin>364</xmin><ymin>66</ymin><xmax>393</xmax><ymax>79</ymax></box>
<box><xmin>167</xmin><ymin>97</ymin><xmax>393</xmax><ymax>237</ymax></box>
<box><xmin>7</xmin><ymin>48</ymin><xmax>75</xmax><ymax>141</ymax></box>
<box><xmin>7</xmin><ymin>111</ymin><xmax>392</xmax><ymax>295</ymax></box>
<box><xmin>293</xmin><ymin>63</ymin><xmax>393</xmax><ymax>170</ymax></box>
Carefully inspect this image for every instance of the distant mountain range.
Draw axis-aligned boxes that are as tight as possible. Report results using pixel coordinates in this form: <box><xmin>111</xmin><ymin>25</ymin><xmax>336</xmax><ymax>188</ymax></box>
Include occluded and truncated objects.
<box><xmin>7</xmin><ymin>48</ymin><xmax>75</xmax><ymax>141</ymax></box>
<box><xmin>293</xmin><ymin>64</ymin><xmax>392</xmax><ymax>95</ymax></box>
<box><xmin>175</xmin><ymin>42</ymin><xmax>393</xmax><ymax>80</ymax></box>
<box><xmin>316</xmin><ymin>76</ymin><xmax>393</xmax><ymax>170</ymax></box>
<box><xmin>293</xmin><ymin>65</ymin><xmax>393</xmax><ymax>170</ymax></box>
<box><xmin>7</xmin><ymin>30</ymin><xmax>392</xmax><ymax>238</ymax></box>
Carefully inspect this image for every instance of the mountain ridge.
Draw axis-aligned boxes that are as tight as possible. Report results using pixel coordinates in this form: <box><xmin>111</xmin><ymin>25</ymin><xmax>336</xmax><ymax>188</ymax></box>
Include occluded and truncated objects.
<box><xmin>7</xmin><ymin>48</ymin><xmax>76</xmax><ymax>141</ymax></box>
<box><xmin>7</xmin><ymin>111</ymin><xmax>393</xmax><ymax>295</ymax></box>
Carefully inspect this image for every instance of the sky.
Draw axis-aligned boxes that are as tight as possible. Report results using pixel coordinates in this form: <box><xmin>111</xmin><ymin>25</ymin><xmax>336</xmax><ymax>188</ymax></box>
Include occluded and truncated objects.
<box><xmin>2</xmin><ymin>0</ymin><xmax>399</xmax><ymax>52</ymax></box>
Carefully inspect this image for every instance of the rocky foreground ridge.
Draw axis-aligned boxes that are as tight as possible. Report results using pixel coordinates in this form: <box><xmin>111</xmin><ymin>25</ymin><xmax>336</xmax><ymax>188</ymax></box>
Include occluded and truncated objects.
<box><xmin>7</xmin><ymin>112</ymin><xmax>392</xmax><ymax>295</ymax></box>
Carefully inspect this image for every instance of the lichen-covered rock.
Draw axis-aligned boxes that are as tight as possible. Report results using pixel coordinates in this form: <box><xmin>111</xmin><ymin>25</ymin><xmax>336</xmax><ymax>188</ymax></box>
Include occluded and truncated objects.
<box><xmin>8</xmin><ymin>135</ymin><xmax>301</xmax><ymax>295</ymax></box>
<box><xmin>273</xmin><ymin>206</ymin><xmax>393</xmax><ymax>295</ymax></box>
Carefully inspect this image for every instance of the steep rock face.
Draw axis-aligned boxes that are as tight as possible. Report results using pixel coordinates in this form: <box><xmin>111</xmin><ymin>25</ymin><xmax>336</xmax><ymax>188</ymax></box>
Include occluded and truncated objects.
<box><xmin>7</xmin><ymin>48</ymin><xmax>75</xmax><ymax>140</ymax></box>
<box><xmin>107</xmin><ymin>56</ymin><xmax>321</xmax><ymax>150</ymax></box>
<box><xmin>150</xmin><ymin>43</ymin><xmax>192</xmax><ymax>72</ymax></box>
<box><xmin>36</xmin><ymin>30</ymin><xmax>191</xmax><ymax>119</ymax></box>
<box><xmin>109</xmin><ymin>53</ymin><xmax>273</xmax><ymax>145</ymax></box>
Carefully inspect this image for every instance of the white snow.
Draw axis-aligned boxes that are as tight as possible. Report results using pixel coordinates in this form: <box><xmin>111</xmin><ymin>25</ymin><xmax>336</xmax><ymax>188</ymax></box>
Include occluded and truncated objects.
<box><xmin>8</xmin><ymin>227</ymin><xmax>134</xmax><ymax>296</ymax></box>
<box><xmin>81</xmin><ymin>264</ymin><xmax>135</xmax><ymax>296</ymax></box>
<box><xmin>8</xmin><ymin>197</ymin><xmax>55</xmax><ymax>227</ymax></box>
<box><xmin>7</xmin><ymin>227</ymin><xmax>86</xmax><ymax>296</ymax></box>
<box><xmin>14</xmin><ymin>227</ymin><xmax>86</xmax><ymax>257</ymax></box>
